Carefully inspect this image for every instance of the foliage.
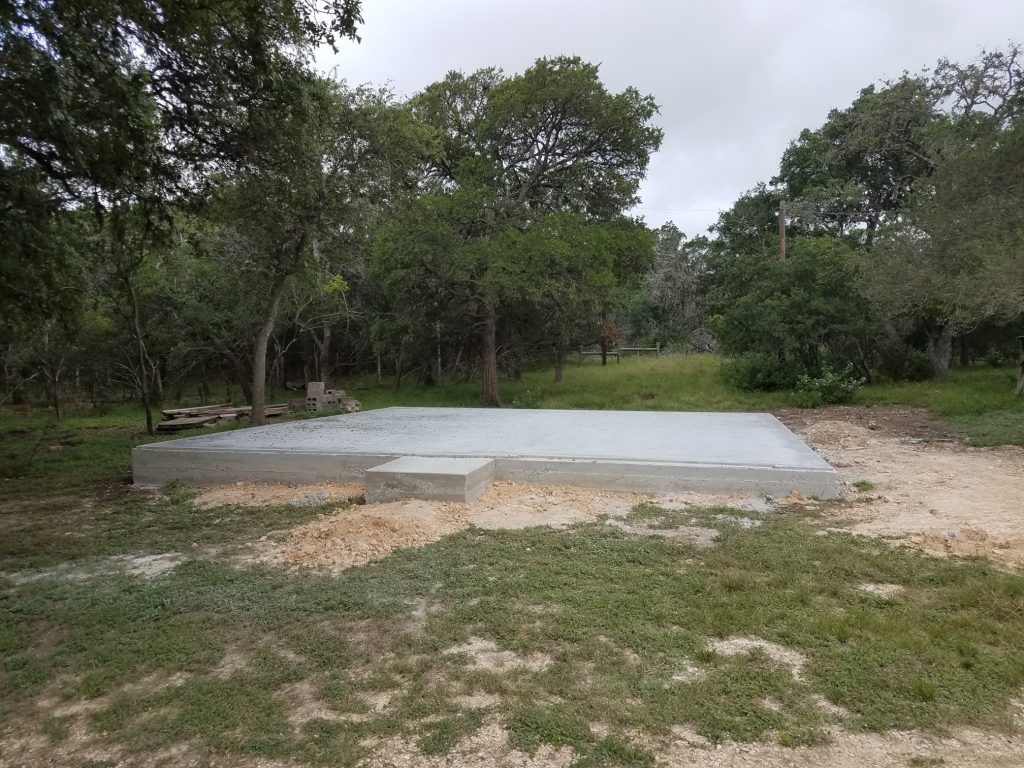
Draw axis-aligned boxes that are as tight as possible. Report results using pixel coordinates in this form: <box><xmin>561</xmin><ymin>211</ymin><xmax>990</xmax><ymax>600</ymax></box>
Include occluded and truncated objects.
<box><xmin>370</xmin><ymin>62</ymin><xmax>662</xmax><ymax>398</ymax></box>
<box><xmin>709</xmin><ymin>44</ymin><xmax>1024</xmax><ymax>386</ymax></box>
<box><xmin>0</xmin><ymin>0</ymin><xmax>363</xmax><ymax>329</ymax></box>
<box><xmin>793</xmin><ymin>365</ymin><xmax>864</xmax><ymax>408</ymax></box>
<box><xmin>622</xmin><ymin>223</ymin><xmax>709</xmax><ymax>348</ymax></box>
<box><xmin>721</xmin><ymin>353</ymin><xmax>804</xmax><ymax>392</ymax></box>
<box><xmin>707</xmin><ymin>236</ymin><xmax>874</xmax><ymax>380</ymax></box>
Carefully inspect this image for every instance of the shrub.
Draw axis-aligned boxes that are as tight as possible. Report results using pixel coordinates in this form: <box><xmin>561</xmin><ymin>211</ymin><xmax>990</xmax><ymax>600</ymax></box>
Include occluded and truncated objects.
<box><xmin>874</xmin><ymin>341</ymin><xmax>931</xmax><ymax>382</ymax></box>
<box><xmin>722</xmin><ymin>353</ymin><xmax>802</xmax><ymax>391</ymax></box>
<box><xmin>794</xmin><ymin>365</ymin><xmax>864</xmax><ymax>408</ymax></box>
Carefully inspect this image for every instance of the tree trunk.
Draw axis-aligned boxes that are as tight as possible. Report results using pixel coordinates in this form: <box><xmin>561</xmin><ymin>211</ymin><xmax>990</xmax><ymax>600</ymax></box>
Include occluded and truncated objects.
<box><xmin>435</xmin><ymin>321</ymin><xmax>443</xmax><ymax>382</ymax></box>
<box><xmin>925</xmin><ymin>324</ymin><xmax>953</xmax><ymax>381</ymax></box>
<box><xmin>481</xmin><ymin>303</ymin><xmax>502</xmax><ymax>406</ymax></box>
<box><xmin>200</xmin><ymin>362</ymin><xmax>210</xmax><ymax>405</ymax></box>
<box><xmin>1016</xmin><ymin>336</ymin><xmax>1024</xmax><ymax>396</ymax></box>
<box><xmin>554</xmin><ymin>342</ymin><xmax>567</xmax><ymax>383</ymax></box>
<box><xmin>126</xmin><ymin>278</ymin><xmax>154</xmax><ymax>435</ymax></box>
<box><xmin>958</xmin><ymin>334</ymin><xmax>970</xmax><ymax>368</ymax></box>
<box><xmin>47</xmin><ymin>377</ymin><xmax>60</xmax><ymax>418</ymax></box>
<box><xmin>318</xmin><ymin>325</ymin><xmax>332</xmax><ymax>383</ymax></box>
<box><xmin>600</xmin><ymin>337</ymin><xmax>608</xmax><ymax>366</ymax></box>
<box><xmin>251</xmin><ymin>274</ymin><xmax>289</xmax><ymax>426</ymax></box>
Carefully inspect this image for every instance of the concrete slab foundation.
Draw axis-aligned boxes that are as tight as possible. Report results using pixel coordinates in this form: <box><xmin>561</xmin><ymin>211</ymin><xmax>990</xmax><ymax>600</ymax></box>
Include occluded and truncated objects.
<box><xmin>365</xmin><ymin>456</ymin><xmax>495</xmax><ymax>503</ymax></box>
<box><xmin>132</xmin><ymin>407</ymin><xmax>839</xmax><ymax>499</ymax></box>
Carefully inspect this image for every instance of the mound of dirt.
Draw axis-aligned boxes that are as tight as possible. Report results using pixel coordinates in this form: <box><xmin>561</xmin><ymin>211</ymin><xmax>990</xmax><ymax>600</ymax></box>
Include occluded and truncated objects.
<box><xmin>193</xmin><ymin>481</ymin><xmax>363</xmax><ymax>509</ymax></box>
<box><xmin>802</xmin><ymin>420</ymin><xmax>877</xmax><ymax>450</ymax></box>
<box><xmin>252</xmin><ymin>482</ymin><xmax>652</xmax><ymax>572</ymax></box>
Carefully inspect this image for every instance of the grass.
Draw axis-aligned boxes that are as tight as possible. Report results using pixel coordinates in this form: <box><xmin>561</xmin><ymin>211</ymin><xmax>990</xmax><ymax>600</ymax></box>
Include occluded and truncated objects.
<box><xmin>350</xmin><ymin>355</ymin><xmax>1022</xmax><ymax>445</ymax></box>
<box><xmin>858</xmin><ymin>365</ymin><xmax>1024</xmax><ymax>446</ymax></box>
<box><xmin>1</xmin><ymin>357</ymin><xmax>1018</xmax><ymax>506</ymax></box>
<box><xmin>1</xmin><ymin>353</ymin><xmax>1022</xmax><ymax>762</ymax></box>
<box><xmin>352</xmin><ymin>354</ymin><xmax>794</xmax><ymax>412</ymax></box>
<box><xmin>2</xmin><ymin>501</ymin><xmax>1023</xmax><ymax>765</ymax></box>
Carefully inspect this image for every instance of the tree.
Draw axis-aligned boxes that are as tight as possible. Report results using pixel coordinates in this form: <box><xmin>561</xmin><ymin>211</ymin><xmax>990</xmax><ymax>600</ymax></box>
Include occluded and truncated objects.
<box><xmin>212</xmin><ymin>73</ymin><xmax>432</xmax><ymax>424</ymax></box>
<box><xmin>409</xmin><ymin>56</ymin><xmax>662</xmax><ymax>404</ymax></box>
<box><xmin>622</xmin><ymin>223</ymin><xmax>709</xmax><ymax>350</ymax></box>
<box><xmin>866</xmin><ymin>45</ymin><xmax>1024</xmax><ymax>380</ymax></box>
<box><xmin>512</xmin><ymin>214</ymin><xmax>653</xmax><ymax>382</ymax></box>
<box><xmin>708</xmin><ymin>236</ymin><xmax>876</xmax><ymax>384</ymax></box>
<box><xmin>776</xmin><ymin>78</ymin><xmax>940</xmax><ymax>243</ymax></box>
<box><xmin>1</xmin><ymin>0</ymin><xmax>364</xmax><ymax>429</ymax></box>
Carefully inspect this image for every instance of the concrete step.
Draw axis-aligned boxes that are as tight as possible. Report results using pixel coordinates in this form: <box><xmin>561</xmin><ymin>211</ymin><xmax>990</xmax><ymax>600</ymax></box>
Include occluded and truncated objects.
<box><xmin>365</xmin><ymin>456</ymin><xmax>495</xmax><ymax>503</ymax></box>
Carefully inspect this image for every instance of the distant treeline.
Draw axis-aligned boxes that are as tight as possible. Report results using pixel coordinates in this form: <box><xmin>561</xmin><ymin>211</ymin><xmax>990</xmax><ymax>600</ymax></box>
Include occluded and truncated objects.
<box><xmin>1</xmin><ymin>3</ymin><xmax>1021</xmax><ymax>428</ymax></box>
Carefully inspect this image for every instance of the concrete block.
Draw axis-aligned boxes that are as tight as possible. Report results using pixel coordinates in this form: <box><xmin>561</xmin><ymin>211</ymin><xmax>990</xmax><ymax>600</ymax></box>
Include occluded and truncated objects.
<box><xmin>132</xmin><ymin>407</ymin><xmax>839</xmax><ymax>498</ymax></box>
<box><xmin>365</xmin><ymin>456</ymin><xmax>495</xmax><ymax>503</ymax></box>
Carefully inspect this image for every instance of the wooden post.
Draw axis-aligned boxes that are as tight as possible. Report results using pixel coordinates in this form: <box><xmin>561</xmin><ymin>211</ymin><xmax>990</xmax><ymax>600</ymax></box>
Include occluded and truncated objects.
<box><xmin>1016</xmin><ymin>336</ymin><xmax>1024</xmax><ymax>396</ymax></box>
<box><xmin>778</xmin><ymin>200</ymin><xmax>786</xmax><ymax>262</ymax></box>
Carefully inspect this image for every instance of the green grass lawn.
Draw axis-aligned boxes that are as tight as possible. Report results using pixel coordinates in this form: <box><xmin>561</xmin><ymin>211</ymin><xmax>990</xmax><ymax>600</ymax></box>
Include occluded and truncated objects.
<box><xmin>1</xmin><ymin>355</ymin><xmax>1023</xmax><ymax>764</ymax></box>
<box><xmin>2</xmin><ymin>496</ymin><xmax>1023</xmax><ymax>765</ymax></box>
<box><xmin>351</xmin><ymin>354</ymin><xmax>1022</xmax><ymax>445</ymax></box>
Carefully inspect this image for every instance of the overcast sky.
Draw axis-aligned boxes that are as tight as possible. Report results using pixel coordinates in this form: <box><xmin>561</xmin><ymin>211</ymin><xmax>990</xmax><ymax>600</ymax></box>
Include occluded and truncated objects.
<box><xmin>317</xmin><ymin>1</ymin><xmax>1024</xmax><ymax>236</ymax></box>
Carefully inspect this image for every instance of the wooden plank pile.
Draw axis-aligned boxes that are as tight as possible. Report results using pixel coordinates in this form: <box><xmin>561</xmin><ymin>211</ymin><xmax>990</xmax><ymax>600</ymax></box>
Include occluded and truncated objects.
<box><xmin>157</xmin><ymin>402</ymin><xmax>290</xmax><ymax>433</ymax></box>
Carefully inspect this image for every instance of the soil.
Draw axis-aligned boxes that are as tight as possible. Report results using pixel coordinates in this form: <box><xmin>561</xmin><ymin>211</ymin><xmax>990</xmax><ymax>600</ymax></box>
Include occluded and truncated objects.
<box><xmin>232</xmin><ymin>404</ymin><xmax>1024</xmax><ymax>569</ymax></box>
<box><xmin>193</xmin><ymin>481</ymin><xmax>363</xmax><ymax>509</ymax></box>
<box><xmin>249</xmin><ymin>483</ymin><xmax>656</xmax><ymax>571</ymax></box>
<box><xmin>781</xmin><ymin>409</ymin><xmax>1024</xmax><ymax>565</ymax></box>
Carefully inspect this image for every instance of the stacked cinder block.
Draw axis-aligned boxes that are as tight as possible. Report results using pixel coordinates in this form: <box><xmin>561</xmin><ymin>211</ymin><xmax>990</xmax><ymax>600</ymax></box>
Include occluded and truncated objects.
<box><xmin>305</xmin><ymin>381</ymin><xmax>361</xmax><ymax>414</ymax></box>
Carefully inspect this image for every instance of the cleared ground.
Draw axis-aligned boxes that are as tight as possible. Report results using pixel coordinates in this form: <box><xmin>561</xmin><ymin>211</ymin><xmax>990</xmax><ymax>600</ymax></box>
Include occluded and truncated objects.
<box><xmin>2</xmin><ymin>358</ymin><xmax>1023</xmax><ymax>767</ymax></box>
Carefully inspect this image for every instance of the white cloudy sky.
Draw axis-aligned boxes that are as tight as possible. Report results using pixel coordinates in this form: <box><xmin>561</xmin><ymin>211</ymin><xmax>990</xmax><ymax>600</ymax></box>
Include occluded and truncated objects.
<box><xmin>317</xmin><ymin>1</ymin><xmax>1024</xmax><ymax>235</ymax></box>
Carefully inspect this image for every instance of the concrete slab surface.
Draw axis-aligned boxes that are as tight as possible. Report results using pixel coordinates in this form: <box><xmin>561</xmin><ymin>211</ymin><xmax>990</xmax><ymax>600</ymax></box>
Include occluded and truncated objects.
<box><xmin>365</xmin><ymin>456</ymin><xmax>495</xmax><ymax>503</ymax></box>
<box><xmin>132</xmin><ymin>407</ymin><xmax>838</xmax><ymax>498</ymax></box>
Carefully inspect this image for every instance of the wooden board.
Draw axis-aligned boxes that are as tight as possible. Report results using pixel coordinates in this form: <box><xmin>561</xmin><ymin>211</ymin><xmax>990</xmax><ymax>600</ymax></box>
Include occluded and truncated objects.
<box><xmin>155</xmin><ymin>415</ymin><xmax>219</xmax><ymax>432</ymax></box>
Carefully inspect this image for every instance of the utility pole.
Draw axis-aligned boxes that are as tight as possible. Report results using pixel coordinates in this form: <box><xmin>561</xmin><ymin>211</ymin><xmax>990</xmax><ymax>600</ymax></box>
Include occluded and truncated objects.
<box><xmin>777</xmin><ymin>199</ymin><xmax>786</xmax><ymax>261</ymax></box>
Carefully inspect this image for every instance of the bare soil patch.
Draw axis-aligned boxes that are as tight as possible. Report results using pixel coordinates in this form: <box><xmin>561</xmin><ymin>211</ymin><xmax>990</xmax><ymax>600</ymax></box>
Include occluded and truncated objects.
<box><xmin>648</xmin><ymin>726</ymin><xmax>1024</xmax><ymax>768</ymax></box>
<box><xmin>361</xmin><ymin>719</ymin><xmax>577</xmax><ymax>768</ymax></box>
<box><xmin>444</xmin><ymin>636</ymin><xmax>552</xmax><ymax>672</ymax></box>
<box><xmin>784</xmin><ymin>406</ymin><xmax>1024</xmax><ymax>565</ymax></box>
<box><xmin>245</xmin><ymin>482</ymin><xmax>786</xmax><ymax>572</ymax></box>
<box><xmin>2</xmin><ymin>552</ymin><xmax>184</xmax><ymax>585</ymax></box>
<box><xmin>193</xmin><ymin>481</ymin><xmax>363</xmax><ymax>509</ymax></box>
<box><xmin>251</xmin><ymin>482</ymin><xmax>657</xmax><ymax>571</ymax></box>
<box><xmin>709</xmin><ymin>636</ymin><xmax>808</xmax><ymax>682</ymax></box>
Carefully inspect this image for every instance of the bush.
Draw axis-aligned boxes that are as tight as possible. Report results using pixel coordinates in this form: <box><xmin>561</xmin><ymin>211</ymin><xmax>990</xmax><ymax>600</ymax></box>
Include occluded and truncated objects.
<box><xmin>874</xmin><ymin>341</ymin><xmax>931</xmax><ymax>382</ymax></box>
<box><xmin>794</xmin><ymin>365</ymin><xmax>864</xmax><ymax>408</ymax></box>
<box><xmin>722</xmin><ymin>353</ymin><xmax>802</xmax><ymax>391</ymax></box>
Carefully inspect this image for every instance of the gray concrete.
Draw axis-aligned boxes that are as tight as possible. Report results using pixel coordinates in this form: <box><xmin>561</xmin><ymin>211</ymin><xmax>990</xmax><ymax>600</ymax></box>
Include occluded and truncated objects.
<box><xmin>365</xmin><ymin>456</ymin><xmax>495</xmax><ymax>503</ymax></box>
<box><xmin>132</xmin><ymin>407</ymin><xmax>839</xmax><ymax>498</ymax></box>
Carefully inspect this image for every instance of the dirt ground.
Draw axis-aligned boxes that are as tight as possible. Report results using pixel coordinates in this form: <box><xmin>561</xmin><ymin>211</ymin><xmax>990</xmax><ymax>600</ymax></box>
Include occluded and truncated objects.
<box><xmin>204</xmin><ymin>404</ymin><xmax>1024</xmax><ymax>570</ymax></box>
<box><xmin>778</xmin><ymin>406</ymin><xmax>1024</xmax><ymax>565</ymax></box>
<box><xmin>242</xmin><ymin>482</ymin><xmax>755</xmax><ymax>571</ymax></box>
<box><xmin>6</xmin><ymin>405</ymin><xmax>1024</xmax><ymax>767</ymax></box>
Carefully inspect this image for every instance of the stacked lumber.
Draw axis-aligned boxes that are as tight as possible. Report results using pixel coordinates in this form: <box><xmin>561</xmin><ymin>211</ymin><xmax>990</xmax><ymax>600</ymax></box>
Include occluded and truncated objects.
<box><xmin>157</xmin><ymin>402</ymin><xmax>290</xmax><ymax>433</ymax></box>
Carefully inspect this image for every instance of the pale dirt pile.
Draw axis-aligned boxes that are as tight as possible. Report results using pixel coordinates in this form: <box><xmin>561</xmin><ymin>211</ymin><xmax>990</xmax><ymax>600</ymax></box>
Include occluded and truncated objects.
<box><xmin>193</xmin><ymin>480</ymin><xmax>364</xmax><ymax>508</ymax></box>
<box><xmin>245</xmin><ymin>482</ymin><xmax>785</xmax><ymax>572</ymax></box>
<box><xmin>251</xmin><ymin>482</ymin><xmax>653</xmax><ymax>571</ymax></box>
<box><xmin>793</xmin><ymin>417</ymin><xmax>1024</xmax><ymax>565</ymax></box>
